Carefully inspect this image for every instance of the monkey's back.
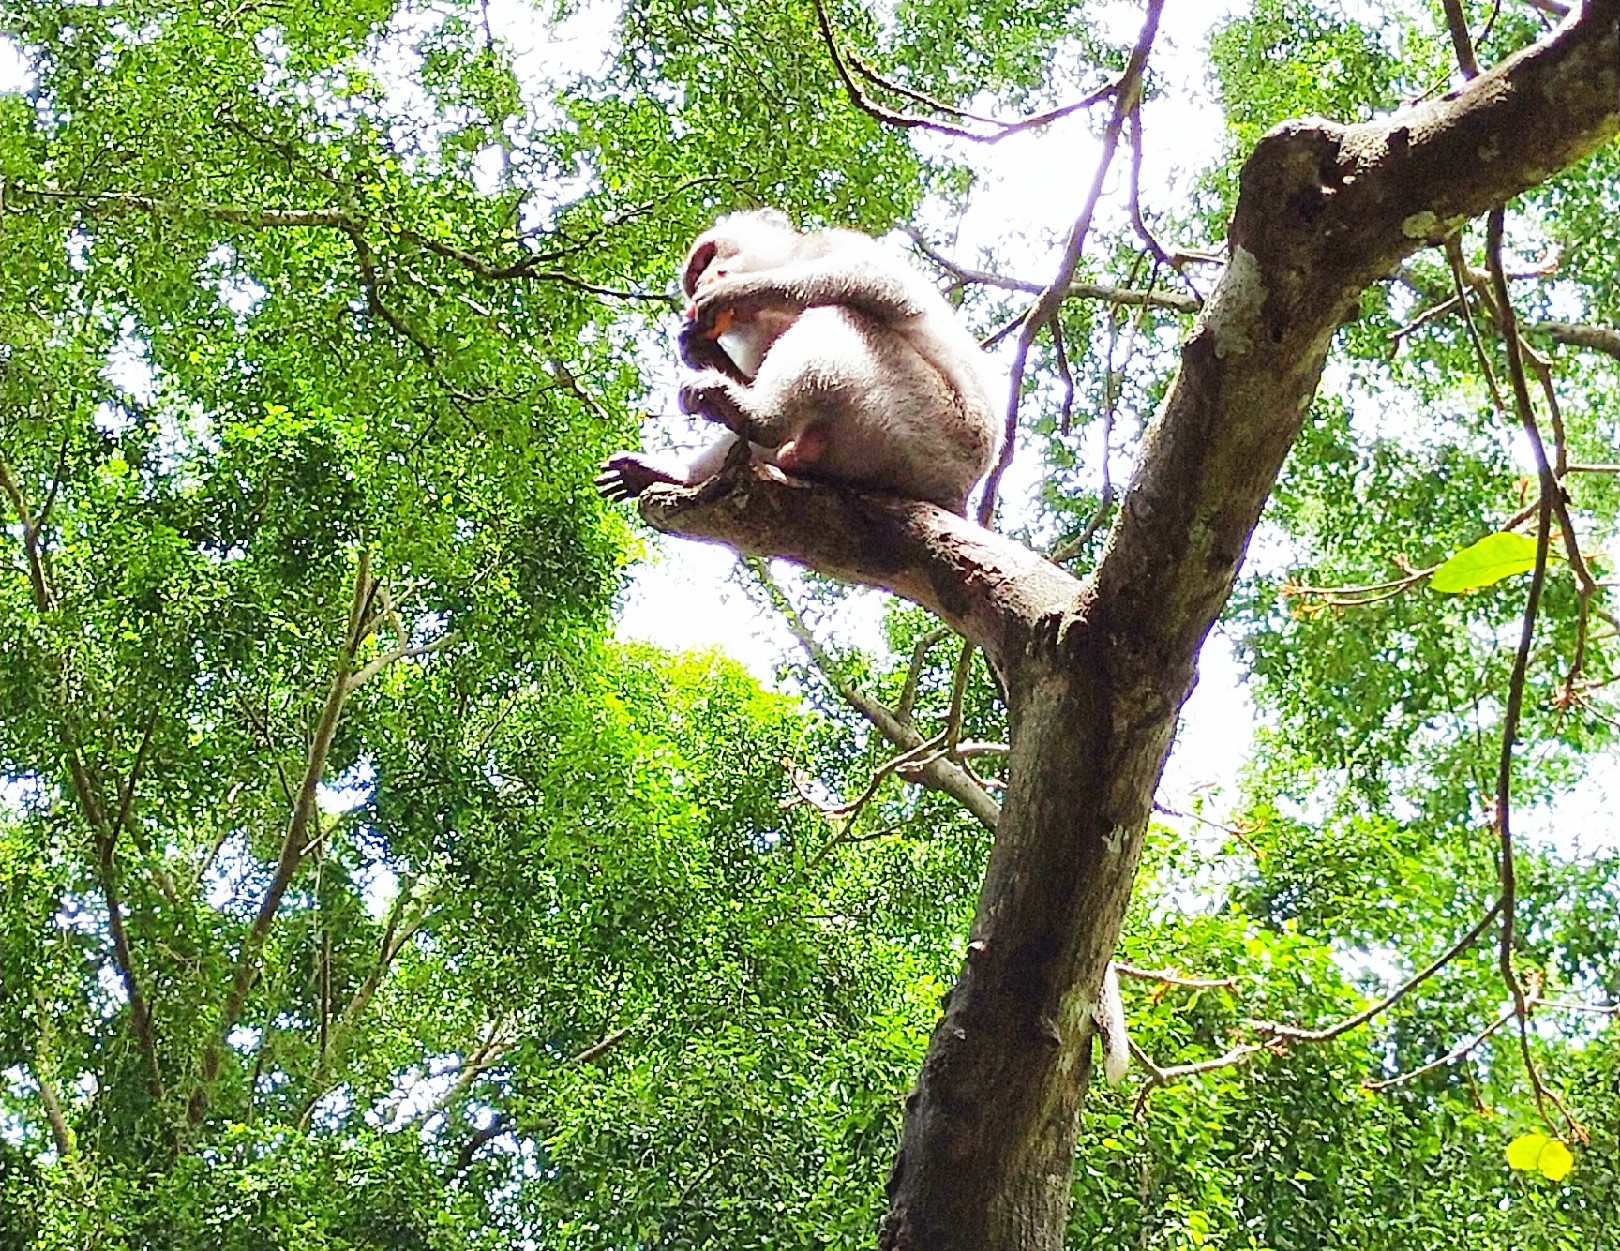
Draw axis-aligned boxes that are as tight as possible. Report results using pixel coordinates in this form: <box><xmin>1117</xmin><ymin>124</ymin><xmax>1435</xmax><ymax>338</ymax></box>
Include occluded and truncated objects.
<box><xmin>749</xmin><ymin>305</ymin><xmax>998</xmax><ymax>513</ymax></box>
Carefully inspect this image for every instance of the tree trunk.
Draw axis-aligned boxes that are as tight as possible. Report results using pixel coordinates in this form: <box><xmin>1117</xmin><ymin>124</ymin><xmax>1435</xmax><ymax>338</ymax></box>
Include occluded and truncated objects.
<box><xmin>643</xmin><ymin>6</ymin><xmax>1620</xmax><ymax>1246</ymax></box>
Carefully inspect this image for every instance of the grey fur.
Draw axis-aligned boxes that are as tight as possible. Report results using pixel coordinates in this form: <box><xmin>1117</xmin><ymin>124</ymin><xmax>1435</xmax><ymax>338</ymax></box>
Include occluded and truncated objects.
<box><xmin>598</xmin><ymin>211</ymin><xmax>1001</xmax><ymax>515</ymax></box>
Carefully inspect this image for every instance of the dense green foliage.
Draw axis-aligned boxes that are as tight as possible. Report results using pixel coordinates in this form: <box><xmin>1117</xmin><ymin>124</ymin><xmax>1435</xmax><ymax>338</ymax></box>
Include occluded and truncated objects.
<box><xmin>1</xmin><ymin>0</ymin><xmax>1616</xmax><ymax>1246</ymax></box>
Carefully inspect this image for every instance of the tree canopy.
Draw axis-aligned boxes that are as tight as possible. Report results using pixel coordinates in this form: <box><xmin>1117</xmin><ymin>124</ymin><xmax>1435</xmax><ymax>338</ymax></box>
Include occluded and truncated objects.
<box><xmin>1</xmin><ymin>0</ymin><xmax>1617</xmax><ymax>1247</ymax></box>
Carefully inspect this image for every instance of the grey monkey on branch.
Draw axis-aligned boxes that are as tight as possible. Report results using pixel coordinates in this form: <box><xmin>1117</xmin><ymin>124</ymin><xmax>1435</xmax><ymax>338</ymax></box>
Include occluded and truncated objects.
<box><xmin>596</xmin><ymin>210</ymin><xmax>1001</xmax><ymax>515</ymax></box>
<box><xmin>598</xmin><ymin>210</ymin><xmax>1131</xmax><ymax>1083</ymax></box>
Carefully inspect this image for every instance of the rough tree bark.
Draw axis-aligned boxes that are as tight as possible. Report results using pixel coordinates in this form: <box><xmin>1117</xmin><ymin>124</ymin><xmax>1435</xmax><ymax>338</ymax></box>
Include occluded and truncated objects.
<box><xmin>641</xmin><ymin>7</ymin><xmax>1619</xmax><ymax>1247</ymax></box>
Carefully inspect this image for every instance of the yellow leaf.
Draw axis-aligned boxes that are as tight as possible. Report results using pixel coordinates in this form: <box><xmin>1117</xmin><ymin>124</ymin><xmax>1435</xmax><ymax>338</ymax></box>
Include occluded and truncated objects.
<box><xmin>1538</xmin><ymin>1139</ymin><xmax>1575</xmax><ymax>1182</ymax></box>
<box><xmin>1506</xmin><ymin>1133</ymin><xmax>1549</xmax><ymax>1171</ymax></box>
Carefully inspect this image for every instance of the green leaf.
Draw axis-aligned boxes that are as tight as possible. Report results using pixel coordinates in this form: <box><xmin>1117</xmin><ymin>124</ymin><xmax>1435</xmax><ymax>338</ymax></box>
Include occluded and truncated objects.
<box><xmin>1430</xmin><ymin>532</ymin><xmax>1540</xmax><ymax>593</ymax></box>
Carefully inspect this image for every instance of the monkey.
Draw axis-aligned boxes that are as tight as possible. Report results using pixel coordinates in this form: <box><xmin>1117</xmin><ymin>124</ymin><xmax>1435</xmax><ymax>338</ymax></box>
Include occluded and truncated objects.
<box><xmin>596</xmin><ymin>210</ymin><xmax>1001</xmax><ymax>515</ymax></box>
<box><xmin>596</xmin><ymin>213</ymin><xmax>1134</xmax><ymax>1078</ymax></box>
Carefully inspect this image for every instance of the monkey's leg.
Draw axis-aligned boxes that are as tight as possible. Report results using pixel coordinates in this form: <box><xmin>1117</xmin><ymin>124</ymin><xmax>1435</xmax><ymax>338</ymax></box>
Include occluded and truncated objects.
<box><xmin>773</xmin><ymin>426</ymin><xmax>829</xmax><ymax>472</ymax></box>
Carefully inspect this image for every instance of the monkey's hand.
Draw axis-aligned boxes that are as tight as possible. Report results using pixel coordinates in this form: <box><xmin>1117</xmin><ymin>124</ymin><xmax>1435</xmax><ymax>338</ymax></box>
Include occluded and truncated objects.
<box><xmin>678</xmin><ymin>372</ymin><xmax>770</xmax><ymax>445</ymax></box>
<box><xmin>596</xmin><ymin>453</ymin><xmax>684</xmax><ymax>502</ymax></box>
<box><xmin>677</xmin><ymin>318</ymin><xmax>746</xmax><ymax>380</ymax></box>
<box><xmin>686</xmin><ymin>274</ymin><xmax>792</xmax><ymax>340</ymax></box>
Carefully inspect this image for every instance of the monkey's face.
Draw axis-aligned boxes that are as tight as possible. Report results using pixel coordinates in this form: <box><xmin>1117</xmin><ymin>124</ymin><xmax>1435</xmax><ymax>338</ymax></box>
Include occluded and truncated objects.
<box><xmin>680</xmin><ymin>213</ymin><xmax>800</xmax><ymax>299</ymax></box>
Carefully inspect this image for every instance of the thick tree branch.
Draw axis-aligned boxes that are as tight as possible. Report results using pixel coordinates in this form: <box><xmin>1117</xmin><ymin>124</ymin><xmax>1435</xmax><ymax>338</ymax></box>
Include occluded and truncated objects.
<box><xmin>1538</xmin><ymin>319</ymin><xmax>1620</xmax><ymax>360</ymax></box>
<box><xmin>642</xmin><ymin>8</ymin><xmax>1620</xmax><ymax>1248</ymax></box>
<box><xmin>642</xmin><ymin>462</ymin><xmax>1080</xmax><ymax>683</ymax></box>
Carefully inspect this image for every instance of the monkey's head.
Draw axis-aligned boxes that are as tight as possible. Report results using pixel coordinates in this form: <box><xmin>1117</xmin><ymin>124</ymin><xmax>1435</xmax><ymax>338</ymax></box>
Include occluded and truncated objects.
<box><xmin>680</xmin><ymin>209</ymin><xmax>799</xmax><ymax>299</ymax></box>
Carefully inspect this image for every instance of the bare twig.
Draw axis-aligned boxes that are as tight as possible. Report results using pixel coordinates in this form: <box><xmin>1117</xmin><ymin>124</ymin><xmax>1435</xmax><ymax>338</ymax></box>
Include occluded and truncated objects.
<box><xmin>1114</xmin><ymin>963</ymin><xmax>1237</xmax><ymax>991</ymax></box>
<box><xmin>895</xmin><ymin>627</ymin><xmax>950</xmax><ymax>725</ymax></box>
<box><xmin>1133</xmin><ymin>901</ymin><xmax>1506</xmax><ymax>1107</ymax></box>
<box><xmin>1485</xmin><ymin>208</ymin><xmax>1582</xmax><ymax>1141</ymax></box>
<box><xmin>751</xmin><ymin>563</ymin><xmax>1001</xmax><ymax>831</ymax></box>
<box><xmin>978</xmin><ymin>0</ymin><xmax>1165</xmax><ymax>526</ymax></box>
<box><xmin>1282</xmin><ymin>565</ymin><xmax>1437</xmax><ymax>607</ymax></box>
<box><xmin>904</xmin><ymin>229</ymin><xmax>1200</xmax><ymax>313</ymax></box>
<box><xmin>1365</xmin><ymin>1007</ymin><xmax>1516</xmax><ymax>1091</ymax></box>
<box><xmin>7</xmin><ymin>185</ymin><xmax>662</xmax><ymax>302</ymax></box>
<box><xmin>1256</xmin><ymin>898</ymin><xmax>1504</xmax><ymax>1046</ymax></box>
<box><xmin>811</xmin><ymin>0</ymin><xmax>1116</xmax><ymax>144</ymax></box>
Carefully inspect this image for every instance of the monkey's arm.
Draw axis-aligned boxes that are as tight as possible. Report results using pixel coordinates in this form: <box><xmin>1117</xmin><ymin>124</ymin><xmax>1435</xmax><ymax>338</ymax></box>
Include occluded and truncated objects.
<box><xmin>689</xmin><ymin>256</ymin><xmax>923</xmax><ymax>333</ymax></box>
<box><xmin>677</xmin><ymin>370</ymin><xmax>791</xmax><ymax>448</ymax></box>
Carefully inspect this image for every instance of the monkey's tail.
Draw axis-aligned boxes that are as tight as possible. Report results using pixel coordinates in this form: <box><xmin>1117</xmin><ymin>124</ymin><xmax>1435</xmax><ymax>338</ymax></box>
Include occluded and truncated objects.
<box><xmin>1093</xmin><ymin>960</ymin><xmax>1130</xmax><ymax>1085</ymax></box>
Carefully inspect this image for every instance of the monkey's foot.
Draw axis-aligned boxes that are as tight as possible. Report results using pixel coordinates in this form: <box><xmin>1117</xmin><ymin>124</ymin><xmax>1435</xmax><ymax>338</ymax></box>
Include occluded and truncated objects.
<box><xmin>596</xmin><ymin>454</ymin><xmax>683</xmax><ymax>501</ymax></box>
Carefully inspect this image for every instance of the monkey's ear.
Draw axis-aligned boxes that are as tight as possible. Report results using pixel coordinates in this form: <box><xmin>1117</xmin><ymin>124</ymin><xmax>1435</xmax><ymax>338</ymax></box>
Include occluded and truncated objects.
<box><xmin>682</xmin><ymin>241</ymin><xmax>718</xmax><ymax>297</ymax></box>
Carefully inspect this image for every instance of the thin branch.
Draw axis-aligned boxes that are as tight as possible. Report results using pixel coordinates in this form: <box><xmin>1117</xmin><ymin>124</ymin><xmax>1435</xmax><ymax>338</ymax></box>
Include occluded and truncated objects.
<box><xmin>978</xmin><ymin>0</ymin><xmax>1165</xmax><ymax>525</ymax></box>
<box><xmin>0</xmin><ymin>455</ymin><xmax>55</xmax><ymax>611</ymax></box>
<box><xmin>7</xmin><ymin>185</ymin><xmax>661</xmax><ymax>302</ymax></box>
<box><xmin>750</xmin><ymin>562</ymin><xmax>1003</xmax><ymax>832</ymax></box>
<box><xmin>2</xmin><ymin>455</ymin><xmax>165</xmax><ymax>1098</ymax></box>
<box><xmin>444</xmin><ymin>1023</ymin><xmax>630</xmax><ymax>1175</ymax></box>
<box><xmin>1114</xmin><ymin>963</ymin><xmax>1237</xmax><ymax>991</ymax></box>
<box><xmin>1134</xmin><ymin>901</ymin><xmax>1507</xmax><ymax>1108</ymax></box>
<box><xmin>1051</xmin><ymin>318</ymin><xmax>1077</xmax><ymax>436</ymax></box>
<box><xmin>1256</xmin><ymin>898</ymin><xmax>1504</xmax><ymax>1045</ymax></box>
<box><xmin>569</xmin><ymin>1027</ymin><xmax>631</xmax><ymax>1066</ymax></box>
<box><xmin>1365</xmin><ymin>1007</ymin><xmax>1516</xmax><ymax>1091</ymax></box>
<box><xmin>1442</xmin><ymin>0</ymin><xmax>1484</xmax><ymax>78</ymax></box>
<box><xmin>453</xmin><ymin>1114</ymin><xmax>513</xmax><ymax>1175</ymax></box>
<box><xmin>1485</xmin><ymin>208</ymin><xmax>1581</xmax><ymax>1140</ymax></box>
<box><xmin>294</xmin><ymin>880</ymin><xmax>433</xmax><ymax>1129</ymax></box>
<box><xmin>1130</xmin><ymin>1041</ymin><xmax>1268</xmax><ymax>1116</ymax></box>
<box><xmin>32</xmin><ymin>993</ymin><xmax>74</xmax><ymax>1158</ymax></box>
<box><xmin>1282</xmin><ymin>564</ymin><xmax>1436</xmax><ymax>607</ymax></box>
<box><xmin>1125</xmin><ymin>101</ymin><xmax>1181</xmax><ymax>280</ymax></box>
<box><xmin>345</xmin><ymin>631</ymin><xmax>460</xmax><ymax>692</ymax></box>
<box><xmin>811</xmin><ymin>0</ymin><xmax>1116</xmax><ymax>144</ymax></box>
<box><xmin>1538</xmin><ymin>999</ymin><xmax>1619</xmax><ymax>1015</ymax></box>
<box><xmin>904</xmin><ymin>228</ymin><xmax>1200</xmax><ymax>313</ymax></box>
<box><xmin>426</xmin><ymin>1021</ymin><xmax>516</xmax><ymax>1129</ymax></box>
<box><xmin>194</xmin><ymin>550</ymin><xmax>378</xmax><ymax>1122</ymax></box>
<box><xmin>895</xmin><ymin>627</ymin><xmax>950</xmax><ymax>726</ymax></box>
